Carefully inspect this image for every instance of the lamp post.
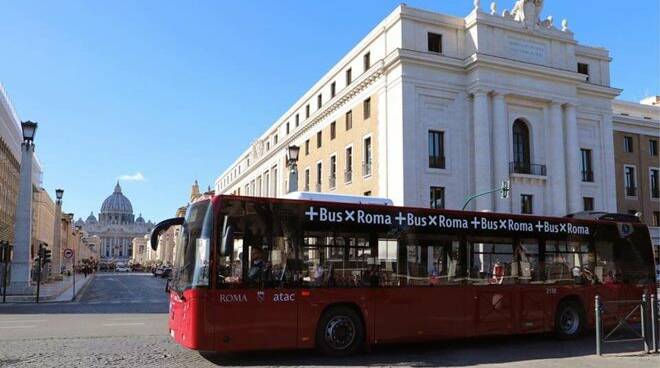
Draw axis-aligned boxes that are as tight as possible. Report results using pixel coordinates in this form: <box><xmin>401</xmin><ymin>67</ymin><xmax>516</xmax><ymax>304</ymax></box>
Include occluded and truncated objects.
<box><xmin>51</xmin><ymin>189</ymin><xmax>63</xmax><ymax>281</ymax></box>
<box><xmin>8</xmin><ymin>121</ymin><xmax>37</xmax><ymax>294</ymax></box>
<box><xmin>287</xmin><ymin>145</ymin><xmax>300</xmax><ymax>193</ymax></box>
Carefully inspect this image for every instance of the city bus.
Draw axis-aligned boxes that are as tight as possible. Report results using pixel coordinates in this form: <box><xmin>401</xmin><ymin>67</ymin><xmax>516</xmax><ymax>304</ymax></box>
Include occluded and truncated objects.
<box><xmin>151</xmin><ymin>193</ymin><xmax>657</xmax><ymax>355</ymax></box>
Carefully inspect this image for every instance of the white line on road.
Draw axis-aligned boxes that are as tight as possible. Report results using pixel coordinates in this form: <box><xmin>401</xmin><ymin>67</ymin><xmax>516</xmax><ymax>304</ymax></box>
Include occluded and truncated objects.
<box><xmin>0</xmin><ymin>320</ymin><xmax>46</xmax><ymax>323</ymax></box>
<box><xmin>101</xmin><ymin>322</ymin><xmax>146</xmax><ymax>327</ymax></box>
<box><xmin>0</xmin><ymin>325</ymin><xmax>36</xmax><ymax>329</ymax></box>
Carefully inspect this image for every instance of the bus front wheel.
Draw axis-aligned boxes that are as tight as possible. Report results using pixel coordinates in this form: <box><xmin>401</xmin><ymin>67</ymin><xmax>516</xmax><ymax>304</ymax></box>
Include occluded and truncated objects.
<box><xmin>316</xmin><ymin>306</ymin><xmax>364</xmax><ymax>356</ymax></box>
<box><xmin>554</xmin><ymin>300</ymin><xmax>585</xmax><ymax>339</ymax></box>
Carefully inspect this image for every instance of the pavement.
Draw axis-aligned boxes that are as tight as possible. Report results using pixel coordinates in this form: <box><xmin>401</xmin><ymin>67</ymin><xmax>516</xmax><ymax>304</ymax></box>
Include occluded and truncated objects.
<box><xmin>0</xmin><ymin>273</ymin><xmax>658</xmax><ymax>368</ymax></box>
<box><xmin>1</xmin><ymin>273</ymin><xmax>95</xmax><ymax>303</ymax></box>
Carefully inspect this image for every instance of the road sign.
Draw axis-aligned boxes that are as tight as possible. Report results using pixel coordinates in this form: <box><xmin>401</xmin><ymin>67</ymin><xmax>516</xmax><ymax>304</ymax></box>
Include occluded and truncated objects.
<box><xmin>63</xmin><ymin>248</ymin><xmax>74</xmax><ymax>259</ymax></box>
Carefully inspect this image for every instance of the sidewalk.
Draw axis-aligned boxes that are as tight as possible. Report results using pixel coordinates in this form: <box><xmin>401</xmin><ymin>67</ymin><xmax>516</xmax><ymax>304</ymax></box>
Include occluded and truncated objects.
<box><xmin>1</xmin><ymin>273</ymin><xmax>95</xmax><ymax>303</ymax></box>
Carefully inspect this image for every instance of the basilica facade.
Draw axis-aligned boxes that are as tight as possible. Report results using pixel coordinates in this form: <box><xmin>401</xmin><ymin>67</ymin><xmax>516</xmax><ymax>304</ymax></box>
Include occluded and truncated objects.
<box><xmin>77</xmin><ymin>183</ymin><xmax>153</xmax><ymax>263</ymax></box>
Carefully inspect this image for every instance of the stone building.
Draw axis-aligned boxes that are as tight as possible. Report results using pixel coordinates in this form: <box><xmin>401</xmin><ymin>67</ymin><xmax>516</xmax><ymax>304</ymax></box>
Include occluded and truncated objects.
<box><xmin>78</xmin><ymin>183</ymin><xmax>153</xmax><ymax>264</ymax></box>
<box><xmin>215</xmin><ymin>1</ymin><xmax>653</xmax><ymax>223</ymax></box>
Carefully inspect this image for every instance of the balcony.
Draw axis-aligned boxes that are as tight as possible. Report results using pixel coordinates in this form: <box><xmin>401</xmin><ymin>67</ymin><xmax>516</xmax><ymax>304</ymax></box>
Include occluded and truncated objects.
<box><xmin>344</xmin><ymin>169</ymin><xmax>352</xmax><ymax>183</ymax></box>
<box><xmin>429</xmin><ymin>155</ymin><xmax>445</xmax><ymax>169</ymax></box>
<box><xmin>362</xmin><ymin>161</ymin><xmax>372</xmax><ymax>177</ymax></box>
<box><xmin>582</xmin><ymin>170</ymin><xmax>594</xmax><ymax>182</ymax></box>
<box><xmin>652</xmin><ymin>188</ymin><xmax>659</xmax><ymax>199</ymax></box>
<box><xmin>626</xmin><ymin>186</ymin><xmax>637</xmax><ymax>197</ymax></box>
<box><xmin>315</xmin><ymin>183</ymin><xmax>321</xmax><ymax>192</ymax></box>
<box><xmin>329</xmin><ymin>175</ymin><xmax>336</xmax><ymax>189</ymax></box>
<box><xmin>509</xmin><ymin>161</ymin><xmax>546</xmax><ymax>176</ymax></box>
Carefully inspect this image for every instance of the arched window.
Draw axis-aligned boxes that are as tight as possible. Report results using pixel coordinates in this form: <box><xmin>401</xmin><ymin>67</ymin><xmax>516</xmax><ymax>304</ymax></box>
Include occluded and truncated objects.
<box><xmin>512</xmin><ymin>119</ymin><xmax>531</xmax><ymax>171</ymax></box>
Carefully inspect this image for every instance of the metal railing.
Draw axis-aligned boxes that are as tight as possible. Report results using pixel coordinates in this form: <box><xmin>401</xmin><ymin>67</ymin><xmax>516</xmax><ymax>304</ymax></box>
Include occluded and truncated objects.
<box><xmin>315</xmin><ymin>183</ymin><xmax>321</xmax><ymax>192</ymax></box>
<box><xmin>362</xmin><ymin>161</ymin><xmax>372</xmax><ymax>177</ymax></box>
<box><xmin>429</xmin><ymin>155</ymin><xmax>445</xmax><ymax>169</ymax></box>
<box><xmin>595</xmin><ymin>293</ymin><xmax>659</xmax><ymax>355</ymax></box>
<box><xmin>344</xmin><ymin>170</ymin><xmax>352</xmax><ymax>183</ymax></box>
<box><xmin>329</xmin><ymin>175</ymin><xmax>336</xmax><ymax>189</ymax></box>
<box><xmin>652</xmin><ymin>188</ymin><xmax>660</xmax><ymax>199</ymax></box>
<box><xmin>582</xmin><ymin>170</ymin><xmax>594</xmax><ymax>182</ymax></box>
<box><xmin>626</xmin><ymin>186</ymin><xmax>637</xmax><ymax>197</ymax></box>
<box><xmin>509</xmin><ymin>161</ymin><xmax>546</xmax><ymax>176</ymax></box>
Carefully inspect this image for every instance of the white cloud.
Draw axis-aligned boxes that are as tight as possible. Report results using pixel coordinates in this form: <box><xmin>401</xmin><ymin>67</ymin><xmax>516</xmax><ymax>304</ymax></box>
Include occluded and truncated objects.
<box><xmin>118</xmin><ymin>172</ymin><xmax>146</xmax><ymax>182</ymax></box>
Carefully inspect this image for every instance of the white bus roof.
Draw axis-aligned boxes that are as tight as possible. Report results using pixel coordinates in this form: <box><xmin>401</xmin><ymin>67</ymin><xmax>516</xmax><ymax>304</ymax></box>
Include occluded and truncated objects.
<box><xmin>282</xmin><ymin>192</ymin><xmax>393</xmax><ymax>206</ymax></box>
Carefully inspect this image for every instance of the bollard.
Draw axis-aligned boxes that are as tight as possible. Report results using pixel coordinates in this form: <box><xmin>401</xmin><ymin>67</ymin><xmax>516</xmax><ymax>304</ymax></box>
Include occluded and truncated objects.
<box><xmin>642</xmin><ymin>293</ymin><xmax>649</xmax><ymax>353</ymax></box>
<box><xmin>595</xmin><ymin>294</ymin><xmax>602</xmax><ymax>356</ymax></box>
<box><xmin>651</xmin><ymin>294</ymin><xmax>658</xmax><ymax>353</ymax></box>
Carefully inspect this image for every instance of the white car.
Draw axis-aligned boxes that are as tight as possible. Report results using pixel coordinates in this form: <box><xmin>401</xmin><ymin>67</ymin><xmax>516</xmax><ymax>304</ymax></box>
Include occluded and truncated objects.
<box><xmin>115</xmin><ymin>265</ymin><xmax>131</xmax><ymax>272</ymax></box>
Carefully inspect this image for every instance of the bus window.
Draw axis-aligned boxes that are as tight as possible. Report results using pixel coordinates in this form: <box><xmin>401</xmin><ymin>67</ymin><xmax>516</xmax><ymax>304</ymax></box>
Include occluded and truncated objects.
<box><xmin>595</xmin><ymin>240</ymin><xmax>617</xmax><ymax>284</ymax></box>
<box><xmin>517</xmin><ymin>239</ymin><xmax>541</xmax><ymax>284</ymax></box>
<box><xmin>545</xmin><ymin>240</ymin><xmax>593</xmax><ymax>284</ymax></box>
<box><xmin>300</xmin><ymin>232</ymin><xmax>370</xmax><ymax>288</ymax></box>
<box><xmin>377</xmin><ymin>238</ymin><xmax>398</xmax><ymax>286</ymax></box>
<box><xmin>218</xmin><ymin>238</ymin><xmax>243</xmax><ymax>287</ymax></box>
<box><xmin>399</xmin><ymin>235</ymin><xmax>460</xmax><ymax>286</ymax></box>
<box><xmin>468</xmin><ymin>238</ymin><xmax>514</xmax><ymax>285</ymax></box>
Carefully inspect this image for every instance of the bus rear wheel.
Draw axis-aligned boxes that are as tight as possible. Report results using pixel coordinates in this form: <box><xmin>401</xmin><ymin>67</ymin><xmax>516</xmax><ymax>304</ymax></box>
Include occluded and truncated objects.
<box><xmin>555</xmin><ymin>300</ymin><xmax>584</xmax><ymax>339</ymax></box>
<box><xmin>316</xmin><ymin>306</ymin><xmax>364</xmax><ymax>356</ymax></box>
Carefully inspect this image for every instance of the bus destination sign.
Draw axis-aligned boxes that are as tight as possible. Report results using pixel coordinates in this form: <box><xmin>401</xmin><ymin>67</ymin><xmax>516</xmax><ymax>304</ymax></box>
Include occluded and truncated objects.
<box><xmin>303</xmin><ymin>206</ymin><xmax>590</xmax><ymax>235</ymax></box>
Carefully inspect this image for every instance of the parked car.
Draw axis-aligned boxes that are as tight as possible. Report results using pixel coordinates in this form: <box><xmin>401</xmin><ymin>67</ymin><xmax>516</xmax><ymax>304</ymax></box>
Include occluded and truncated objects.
<box><xmin>160</xmin><ymin>267</ymin><xmax>172</xmax><ymax>279</ymax></box>
<box><xmin>116</xmin><ymin>265</ymin><xmax>130</xmax><ymax>272</ymax></box>
<box><xmin>153</xmin><ymin>267</ymin><xmax>164</xmax><ymax>277</ymax></box>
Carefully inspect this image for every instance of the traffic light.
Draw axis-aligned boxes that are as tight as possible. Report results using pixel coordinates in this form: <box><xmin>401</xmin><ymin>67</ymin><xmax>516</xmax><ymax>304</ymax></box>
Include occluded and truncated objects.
<box><xmin>38</xmin><ymin>243</ymin><xmax>51</xmax><ymax>265</ymax></box>
<box><xmin>0</xmin><ymin>241</ymin><xmax>12</xmax><ymax>263</ymax></box>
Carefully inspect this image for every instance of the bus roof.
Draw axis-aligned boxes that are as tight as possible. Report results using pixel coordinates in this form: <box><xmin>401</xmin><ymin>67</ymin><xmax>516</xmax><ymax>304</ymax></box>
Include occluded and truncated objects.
<box><xmin>282</xmin><ymin>191</ymin><xmax>393</xmax><ymax>206</ymax></box>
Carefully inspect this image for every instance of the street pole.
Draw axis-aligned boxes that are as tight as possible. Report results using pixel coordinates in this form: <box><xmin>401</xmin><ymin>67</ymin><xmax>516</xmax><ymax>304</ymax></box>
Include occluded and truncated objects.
<box><xmin>35</xmin><ymin>257</ymin><xmax>41</xmax><ymax>303</ymax></box>
<box><xmin>72</xmin><ymin>250</ymin><xmax>76</xmax><ymax>300</ymax></box>
<box><xmin>462</xmin><ymin>180</ymin><xmax>511</xmax><ymax>211</ymax></box>
<box><xmin>1</xmin><ymin>241</ymin><xmax>8</xmax><ymax>303</ymax></box>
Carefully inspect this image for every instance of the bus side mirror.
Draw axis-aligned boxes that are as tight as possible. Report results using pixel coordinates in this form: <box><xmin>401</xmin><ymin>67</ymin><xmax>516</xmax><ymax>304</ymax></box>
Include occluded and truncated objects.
<box><xmin>150</xmin><ymin>217</ymin><xmax>184</xmax><ymax>251</ymax></box>
<box><xmin>220</xmin><ymin>224</ymin><xmax>234</xmax><ymax>257</ymax></box>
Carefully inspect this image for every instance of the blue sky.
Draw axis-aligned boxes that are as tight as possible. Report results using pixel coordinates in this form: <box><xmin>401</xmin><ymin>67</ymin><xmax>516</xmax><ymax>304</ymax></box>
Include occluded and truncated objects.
<box><xmin>1</xmin><ymin>0</ymin><xmax>657</xmax><ymax>222</ymax></box>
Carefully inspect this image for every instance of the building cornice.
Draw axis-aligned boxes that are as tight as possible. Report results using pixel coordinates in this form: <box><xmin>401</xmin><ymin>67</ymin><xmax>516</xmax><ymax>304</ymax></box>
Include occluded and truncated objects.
<box><xmin>576</xmin><ymin>82</ymin><xmax>622</xmax><ymax>99</ymax></box>
<box><xmin>465</xmin><ymin>52</ymin><xmax>585</xmax><ymax>83</ymax></box>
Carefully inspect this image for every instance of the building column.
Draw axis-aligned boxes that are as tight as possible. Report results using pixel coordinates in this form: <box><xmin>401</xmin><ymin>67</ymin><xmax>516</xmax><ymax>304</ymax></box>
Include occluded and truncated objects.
<box><xmin>492</xmin><ymin>92</ymin><xmax>510</xmax><ymax>213</ymax></box>
<box><xmin>473</xmin><ymin>90</ymin><xmax>493</xmax><ymax>211</ymax></box>
<box><xmin>601</xmin><ymin>113</ymin><xmax>617</xmax><ymax>212</ymax></box>
<box><xmin>9</xmin><ymin>142</ymin><xmax>34</xmax><ymax>293</ymax></box>
<box><xmin>564</xmin><ymin>103</ymin><xmax>581</xmax><ymax>213</ymax></box>
<box><xmin>51</xmin><ymin>201</ymin><xmax>62</xmax><ymax>280</ymax></box>
<box><xmin>548</xmin><ymin>102</ymin><xmax>567</xmax><ymax>216</ymax></box>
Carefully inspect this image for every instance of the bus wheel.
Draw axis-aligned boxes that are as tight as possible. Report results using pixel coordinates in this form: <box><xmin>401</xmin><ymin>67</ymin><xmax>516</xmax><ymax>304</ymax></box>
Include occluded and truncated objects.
<box><xmin>555</xmin><ymin>300</ymin><xmax>584</xmax><ymax>339</ymax></box>
<box><xmin>316</xmin><ymin>306</ymin><xmax>364</xmax><ymax>356</ymax></box>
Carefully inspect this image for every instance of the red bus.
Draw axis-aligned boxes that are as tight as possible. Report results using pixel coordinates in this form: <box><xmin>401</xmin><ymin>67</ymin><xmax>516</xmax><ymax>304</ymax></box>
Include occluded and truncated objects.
<box><xmin>151</xmin><ymin>193</ymin><xmax>656</xmax><ymax>355</ymax></box>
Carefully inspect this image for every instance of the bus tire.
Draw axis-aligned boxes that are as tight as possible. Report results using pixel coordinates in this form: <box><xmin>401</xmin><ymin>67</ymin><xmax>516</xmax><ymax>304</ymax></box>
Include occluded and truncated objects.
<box><xmin>316</xmin><ymin>306</ymin><xmax>364</xmax><ymax>356</ymax></box>
<box><xmin>554</xmin><ymin>299</ymin><xmax>585</xmax><ymax>339</ymax></box>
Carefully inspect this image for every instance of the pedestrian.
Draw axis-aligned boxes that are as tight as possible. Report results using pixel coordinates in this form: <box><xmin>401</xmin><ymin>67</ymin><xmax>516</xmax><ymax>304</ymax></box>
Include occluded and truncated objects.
<box><xmin>83</xmin><ymin>267</ymin><xmax>88</xmax><ymax>278</ymax></box>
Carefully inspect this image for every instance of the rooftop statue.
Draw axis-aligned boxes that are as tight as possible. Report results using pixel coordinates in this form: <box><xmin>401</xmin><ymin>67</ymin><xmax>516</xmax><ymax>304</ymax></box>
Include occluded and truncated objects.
<box><xmin>511</xmin><ymin>0</ymin><xmax>544</xmax><ymax>27</ymax></box>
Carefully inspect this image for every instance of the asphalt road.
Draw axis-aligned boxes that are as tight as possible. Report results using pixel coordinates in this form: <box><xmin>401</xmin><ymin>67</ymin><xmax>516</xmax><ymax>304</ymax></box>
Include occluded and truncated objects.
<box><xmin>0</xmin><ymin>273</ymin><xmax>658</xmax><ymax>368</ymax></box>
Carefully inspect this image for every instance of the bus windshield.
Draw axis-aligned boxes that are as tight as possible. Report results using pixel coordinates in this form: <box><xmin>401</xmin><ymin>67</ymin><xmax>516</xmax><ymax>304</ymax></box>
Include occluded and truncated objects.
<box><xmin>171</xmin><ymin>199</ymin><xmax>212</xmax><ymax>292</ymax></box>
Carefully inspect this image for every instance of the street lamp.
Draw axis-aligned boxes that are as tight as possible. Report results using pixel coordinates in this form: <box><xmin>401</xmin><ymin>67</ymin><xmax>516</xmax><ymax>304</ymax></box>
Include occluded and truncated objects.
<box><xmin>9</xmin><ymin>121</ymin><xmax>39</xmax><ymax>293</ymax></box>
<box><xmin>55</xmin><ymin>188</ymin><xmax>64</xmax><ymax>202</ymax></box>
<box><xmin>21</xmin><ymin>121</ymin><xmax>37</xmax><ymax>143</ymax></box>
<box><xmin>287</xmin><ymin>145</ymin><xmax>300</xmax><ymax>193</ymax></box>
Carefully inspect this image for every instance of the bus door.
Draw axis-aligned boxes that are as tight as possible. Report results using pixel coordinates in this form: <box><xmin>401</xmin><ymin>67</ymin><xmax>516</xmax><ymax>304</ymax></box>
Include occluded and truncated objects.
<box><xmin>517</xmin><ymin>239</ymin><xmax>547</xmax><ymax>333</ymax></box>
<box><xmin>468</xmin><ymin>238</ymin><xmax>517</xmax><ymax>336</ymax></box>
<box><xmin>374</xmin><ymin>236</ymin><xmax>469</xmax><ymax>341</ymax></box>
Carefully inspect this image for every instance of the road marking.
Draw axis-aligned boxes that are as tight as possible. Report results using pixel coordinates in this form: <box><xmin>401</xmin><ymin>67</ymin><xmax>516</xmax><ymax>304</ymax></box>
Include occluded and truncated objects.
<box><xmin>0</xmin><ymin>320</ymin><xmax>46</xmax><ymax>323</ymax></box>
<box><xmin>0</xmin><ymin>325</ymin><xmax>36</xmax><ymax>329</ymax></box>
<box><xmin>101</xmin><ymin>322</ymin><xmax>145</xmax><ymax>327</ymax></box>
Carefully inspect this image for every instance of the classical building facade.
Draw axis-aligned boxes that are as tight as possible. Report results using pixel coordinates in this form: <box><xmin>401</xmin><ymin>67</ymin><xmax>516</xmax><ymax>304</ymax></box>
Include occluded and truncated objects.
<box><xmin>216</xmin><ymin>2</ymin><xmax>626</xmax><ymax>218</ymax></box>
<box><xmin>611</xmin><ymin>97</ymin><xmax>660</xmax><ymax>256</ymax></box>
<box><xmin>78</xmin><ymin>183</ymin><xmax>153</xmax><ymax>263</ymax></box>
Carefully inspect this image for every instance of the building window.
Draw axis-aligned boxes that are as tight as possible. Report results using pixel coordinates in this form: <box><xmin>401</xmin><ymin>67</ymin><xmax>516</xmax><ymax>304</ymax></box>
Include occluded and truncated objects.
<box><xmin>427</xmin><ymin>32</ymin><xmax>442</xmax><ymax>53</ymax></box>
<box><xmin>653</xmin><ymin>211</ymin><xmax>660</xmax><ymax>227</ymax></box>
<box><xmin>624</xmin><ymin>136</ymin><xmax>633</xmax><ymax>153</ymax></box>
<box><xmin>363</xmin><ymin>98</ymin><xmax>371</xmax><ymax>119</ymax></box>
<box><xmin>363</xmin><ymin>136</ymin><xmax>372</xmax><ymax>177</ymax></box>
<box><xmin>512</xmin><ymin>119</ymin><xmax>531</xmax><ymax>170</ymax></box>
<box><xmin>272</xmin><ymin>167</ymin><xmax>278</xmax><ymax>197</ymax></box>
<box><xmin>295</xmin><ymin>113</ymin><xmax>300</xmax><ymax>127</ymax></box>
<box><xmin>364</xmin><ymin>191</ymin><xmax>372</xmax><ymax>196</ymax></box>
<box><xmin>650</xmin><ymin>139</ymin><xmax>658</xmax><ymax>156</ymax></box>
<box><xmin>266</xmin><ymin>141</ymin><xmax>270</xmax><ymax>151</ymax></box>
<box><xmin>305</xmin><ymin>139</ymin><xmax>309</xmax><ymax>155</ymax></box>
<box><xmin>346</xmin><ymin>68</ymin><xmax>352</xmax><ymax>85</ymax></box>
<box><xmin>286</xmin><ymin>122</ymin><xmax>290</xmax><ymax>135</ymax></box>
<box><xmin>330</xmin><ymin>121</ymin><xmax>336</xmax><ymax>140</ymax></box>
<box><xmin>363</xmin><ymin>52</ymin><xmax>371</xmax><ymax>71</ymax></box>
<box><xmin>345</xmin><ymin>147</ymin><xmax>353</xmax><ymax>183</ymax></box>
<box><xmin>329</xmin><ymin>155</ymin><xmax>337</xmax><ymax>189</ymax></box>
<box><xmin>346</xmin><ymin>110</ymin><xmax>352</xmax><ymax>130</ymax></box>
<box><xmin>521</xmin><ymin>194</ymin><xmax>533</xmax><ymax>214</ymax></box>
<box><xmin>304</xmin><ymin>169</ymin><xmax>310</xmax><ymax>191</ymax></box>
<box><xmin>316</xmin><ymin>131</ymin><xmax>322</xmax><ymax>148</ymax></box>
<box><xmin>583</xmin><ymin>197</ymin><xmax>594</xmax><ymax>211</ymax></box>
<box><xmin>317</xmin><ymin>94</ymin><xmax>322</xmax><ymax>109</ymax></box>
<box><xmin>316</xmin><ymin>162</ymin><xmax>322</xmax><ymax>191</ymax></box>
<box><xmin>577</xmin><ymin>62</ymin><xmax>589</xmax><ymax>80</ymax></box>
<box><xmin>330</xmin><ymin>82</ymin><xmax>336</xmax><ymax>98</ymax></box>
<box><xmin>428</xmin><ymin>130</ymin><xmax>445</xmax><ymax>169</ymax></box>
<box><xmin>306</xmin><ymin>104</ymin><xmax>310</xmax><ymax>119</ymax></box>
<box><xmin>580</xmin><ymin>148</ymin><xmax>593</xmax><ymax>182</ymax></box>
<box><xmin>274</xmin><ymin>134</ymin><xmax>278</xmax><ymax>145</ymax></box>
<box><xmin>430</xmin><ymin>186</ymin><xmax>445</xmax><ymax>209</ymax></box>
<box><xmin>624</xmin><ymin>165</ymin><xmax>637</xmax><ymax>196</ymax></box>
<box><xmin>650</xmin><ymin>168</ymin><xmax>659</xmax><ymax>198</ymax></box>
